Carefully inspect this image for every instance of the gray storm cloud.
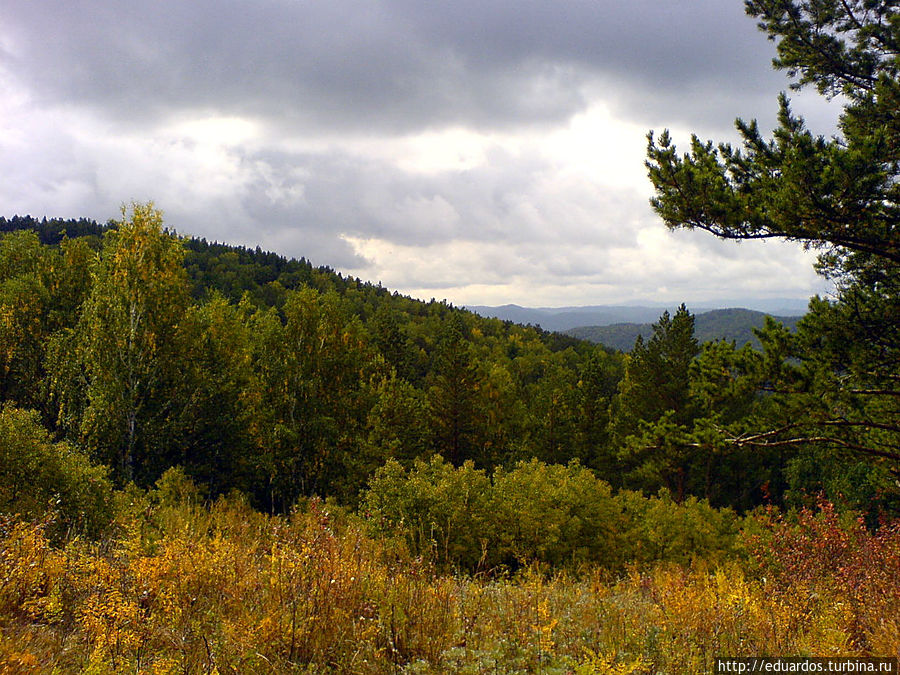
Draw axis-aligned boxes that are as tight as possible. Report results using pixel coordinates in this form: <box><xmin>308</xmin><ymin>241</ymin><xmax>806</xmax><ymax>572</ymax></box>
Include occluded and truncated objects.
<box><xmin>3</xmin><ymin>0</ymin><xmax>785</xmax><ymax>132</ymax></box>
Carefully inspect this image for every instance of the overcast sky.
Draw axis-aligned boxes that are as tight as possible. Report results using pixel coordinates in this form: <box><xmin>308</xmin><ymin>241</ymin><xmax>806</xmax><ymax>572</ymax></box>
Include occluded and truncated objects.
<box><xmin>1</xmin><ymin>1</ymin><xmax>843</xmax><ymax>307</ymax></box>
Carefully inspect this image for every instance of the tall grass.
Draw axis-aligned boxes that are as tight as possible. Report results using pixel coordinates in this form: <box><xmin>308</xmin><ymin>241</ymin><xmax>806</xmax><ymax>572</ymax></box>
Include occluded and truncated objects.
<box><xmin>0</xmin><ymin>488</ymin><xmax>897</xmax><ymax>673</ymax></box>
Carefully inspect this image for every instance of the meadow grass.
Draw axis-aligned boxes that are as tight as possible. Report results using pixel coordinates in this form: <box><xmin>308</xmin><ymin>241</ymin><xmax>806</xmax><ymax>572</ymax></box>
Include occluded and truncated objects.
<box><xmin>0</xmin><ymin>492</ymin><xmax>897</xmax><ymax>674</ymax></box>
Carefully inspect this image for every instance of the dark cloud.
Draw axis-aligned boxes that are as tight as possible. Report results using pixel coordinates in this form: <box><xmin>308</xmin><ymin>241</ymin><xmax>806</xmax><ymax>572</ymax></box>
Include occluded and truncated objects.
<box><xmin>3</xmin><ymin>0</ymin><xmax>792</xmax><ymax>133</ymax></box>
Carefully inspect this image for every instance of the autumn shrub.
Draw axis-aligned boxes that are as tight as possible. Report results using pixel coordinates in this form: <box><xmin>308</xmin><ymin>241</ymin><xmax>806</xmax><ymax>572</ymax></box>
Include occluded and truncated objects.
<box><xmin>0</xmin><ymin>489</ymin><xmax>897</xmax><ymax>673</ymax></box>
<box><xmin>491</xmin><ymin>459</ymin><xmax>624</xmax><ymax>568</ymax></box>
<box><xmin>0</xmin><ymin>517</ymin><xmax>66</xmax><ymax>624</ymax></box>
<box><xmin>615</xmin><ymin>488</ymin><xmax>741</xmax><ymax>566</ymax></box>
<box><xmin>363</xmin><ymin>455</ymin><xmax>740</xmax><ymax>573</ymax></box>
<box><xmin>70</xmin><ymin>482</ymin><xmax>462</xmax><ymax>672</ymax></box>
<box><xmin>362</xmin><ymin>455</ymin><xmax>494</xmax><ymax>570</ymax></box>
<box><xmin>747</xmin><ymin>501</ymin><xmax>900</xmax><ymax>656</ymax></box>
<box><xmin>0</xmin><ymin>516</ymin><xmax>76</xmax><ymax>674</ymax></box>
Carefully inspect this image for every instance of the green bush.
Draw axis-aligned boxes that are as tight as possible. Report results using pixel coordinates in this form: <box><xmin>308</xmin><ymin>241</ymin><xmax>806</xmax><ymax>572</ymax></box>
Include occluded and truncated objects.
<box><xmin>362</xmin><ymin>455</ymin><xmax>493</xmax><ymax>570</ymax></box>
<box><xmin>615</xmin><ymin>488</ymin><xmax>741</xmax><ymax>565</ymax></box>
<box><xmin>491</xmin><ymin>458</ymin><xmax>623</xmax><ymax>568</ymax></box>
<box><xmin>362</xmin><ymin>455</ymin><xmax>742</xmax><ymax>573</ymax></box>
<box><xmin>0</xmin><ymin>405</ymin><xmax>114</xmax><ymax>536</ymax></box>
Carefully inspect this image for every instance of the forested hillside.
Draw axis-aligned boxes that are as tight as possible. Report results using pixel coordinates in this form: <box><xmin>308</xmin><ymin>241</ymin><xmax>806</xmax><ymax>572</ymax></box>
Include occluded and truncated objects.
<box><xmin>4</xmin><ymin>207</ymin><xmax>890</xmax><ymax>522</ymax></box>
<box><xmin>1</xmin><ymin>210</ymin><xmax>611</xmax><ymax>507</ymax></box>
<box><xmin>567</xmin><ymin>308</ymin><xmax>802</xmax><ymax>351</ymax></box>
<box><xmin>2</xmin><ymin>205</ymin><xmax>899</xmax><ymax>672</ymax></box>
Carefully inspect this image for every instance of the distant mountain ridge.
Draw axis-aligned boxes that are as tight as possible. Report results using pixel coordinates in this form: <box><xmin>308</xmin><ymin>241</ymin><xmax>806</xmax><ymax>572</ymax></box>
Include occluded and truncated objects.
<box><xmin>566</xmin><ymin>308</ymin><xmax>802</xmax><ymax>352</ymax></box>
<box><xmin>467</xmin><ymin>301</ymin><xmax>808</xmax><ymax>334</ymax></box>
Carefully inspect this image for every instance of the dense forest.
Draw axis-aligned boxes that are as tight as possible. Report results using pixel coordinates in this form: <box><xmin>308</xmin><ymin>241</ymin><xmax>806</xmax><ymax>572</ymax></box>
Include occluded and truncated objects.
<box><xmin>3</xmin><ymin>208</ymin><xmax>891</xmax><ymax>522</ymax></box>
<box><xmin>2</xmin><ymin>0</ymin><xmax>900</xmax><ymax>671</ymax></box>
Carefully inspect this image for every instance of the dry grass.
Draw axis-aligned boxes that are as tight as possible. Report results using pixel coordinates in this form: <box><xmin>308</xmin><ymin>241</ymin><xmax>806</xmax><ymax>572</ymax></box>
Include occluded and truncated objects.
<box><xmin>0</xmin><ymin>493</ymin><xmax>897</xmax><ymax>674</ymax></box>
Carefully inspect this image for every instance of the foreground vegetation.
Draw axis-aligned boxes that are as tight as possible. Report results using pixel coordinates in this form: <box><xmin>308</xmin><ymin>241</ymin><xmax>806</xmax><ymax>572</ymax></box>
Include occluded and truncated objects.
<box><xmin>1</xmin><ymin>472</ymin><xmax>898</xmax><ymax>674</ymax></box>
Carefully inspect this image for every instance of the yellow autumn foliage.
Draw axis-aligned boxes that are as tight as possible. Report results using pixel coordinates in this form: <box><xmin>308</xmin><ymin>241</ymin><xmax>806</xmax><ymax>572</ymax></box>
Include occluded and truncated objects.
<box><xmin>0</xmin><ymin>489</ymin><xmax>896</xmax><ymax>674</ymax></box>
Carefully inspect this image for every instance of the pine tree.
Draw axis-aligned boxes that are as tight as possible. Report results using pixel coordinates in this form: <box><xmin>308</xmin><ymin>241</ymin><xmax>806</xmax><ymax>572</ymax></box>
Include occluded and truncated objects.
<box><xmin>427</xmin><ymin>313</ymin><xmax>483</xmax><ymax>465</ymax></box>
<box><xmin>614</xmin><ymin>305</ymin><xmax>699</xmax><ymax>439</ymax></box>
<box><xmin>645</xmin><ymin>1</ymin><xmax>900</xmax><ymax>491</ymax></box>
